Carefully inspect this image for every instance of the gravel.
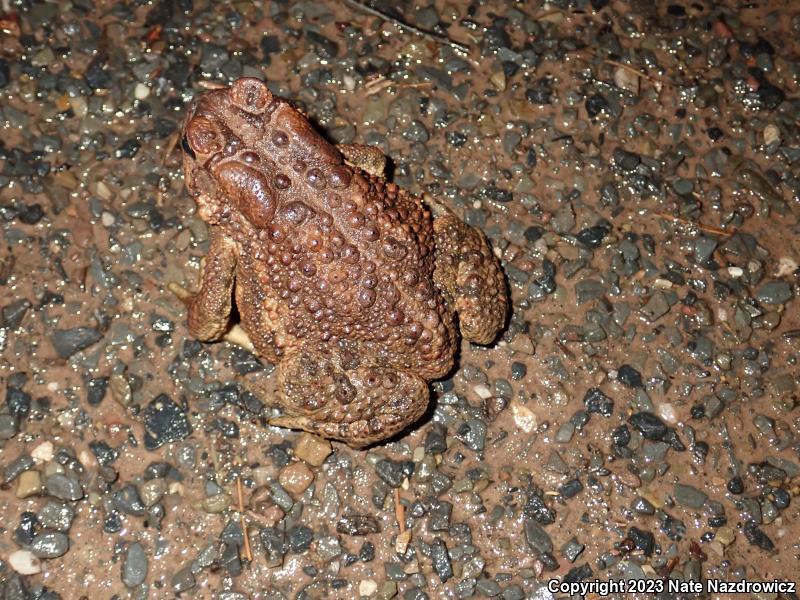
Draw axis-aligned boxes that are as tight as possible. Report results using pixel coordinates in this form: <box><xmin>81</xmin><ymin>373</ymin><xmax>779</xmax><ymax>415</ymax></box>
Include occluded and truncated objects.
<box><xmin>0</xmin><ymin>1</ymin><xmax>797</xmax><ymax>596</ymax></box>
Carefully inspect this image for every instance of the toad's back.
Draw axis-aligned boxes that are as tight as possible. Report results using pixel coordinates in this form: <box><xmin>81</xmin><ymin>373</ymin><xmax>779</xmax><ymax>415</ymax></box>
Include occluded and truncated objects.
<box><xmin>183</xmin><ymin>79</ymin><xmax>456</xmax><ymax>380</ymax></box>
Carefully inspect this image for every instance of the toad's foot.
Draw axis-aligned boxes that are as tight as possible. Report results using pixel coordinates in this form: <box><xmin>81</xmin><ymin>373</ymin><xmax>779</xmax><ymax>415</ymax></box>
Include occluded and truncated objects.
<box><xmin>269</xmin><ymin>349</ymin><xmax>429</xmax><ymax>448</ymax></box>
<box><xmin>169</xmin><ymin>282</ymin><xmax>256</xmax><ymax>353</ymax></box>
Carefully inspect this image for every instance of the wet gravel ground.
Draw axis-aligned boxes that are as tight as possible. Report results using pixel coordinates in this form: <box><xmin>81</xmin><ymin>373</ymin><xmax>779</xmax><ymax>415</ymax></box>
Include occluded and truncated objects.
<box><xmin>1</xmin><ymin>0</ymin><xmax>799</xmax><ymax>598</ymax></box>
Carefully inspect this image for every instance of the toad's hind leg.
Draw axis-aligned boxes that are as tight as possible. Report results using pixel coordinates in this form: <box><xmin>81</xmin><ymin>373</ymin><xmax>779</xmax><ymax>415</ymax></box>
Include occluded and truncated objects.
<box><xmin>268</xmin><ymin>349</ymin><xmax>429</xmax><ymax>448</ymax></box>
<box><xmin>428</xmin><ymin>197</ymin><xmax>508</xmax><ymax>345</ymax></box>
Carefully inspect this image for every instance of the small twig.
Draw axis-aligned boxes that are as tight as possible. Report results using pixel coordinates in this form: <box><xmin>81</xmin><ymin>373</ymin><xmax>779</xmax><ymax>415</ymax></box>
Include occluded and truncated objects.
<box><xmin>555</xmin><ymin>339</ymin><xmax>575</xmax><ymax>361</ymax></box>
<box><xmin>161</xmin><ymin>131</ymin><xmax>180</xmax><ymax>166</ymax></box>
<box><xmin>343</xmin><ymin>0</ymin><xmax>471</xmax><ymax>55</ymax></box>
<box><xmin>364</xmin><ymin>76</ymin><xmax>433</xmax><ymax>96</ymax></box>
<box><xmin>604</xmin><ymin>59</ymin><xmax>674</xmax><ymax>86</ymax></box>
<box><xmin>236</xmin><ymin>476</ymin><xmax>253</xmax><ymax>563</ymax></box>
<box><xmin>394</xmin><ymin>488</ymin><xmax>405</xmax><ymax>532</ymax></box>
<box><xmin>573</xmin><ymin>51</ymin><xmax>677</xmax><ymax>88</ymax></box>
<box><xmin>654</xmin><ymin>212</ymin><xmax>735</xmax><ymax>237</ymax></box>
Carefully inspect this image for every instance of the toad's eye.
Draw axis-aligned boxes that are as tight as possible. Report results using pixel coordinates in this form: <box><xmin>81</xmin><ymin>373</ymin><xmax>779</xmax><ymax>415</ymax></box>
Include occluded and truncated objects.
<box><xmin>181</xmin><ymin>134</ymin><xmax>196</xmax><ymax>159</ymax></box>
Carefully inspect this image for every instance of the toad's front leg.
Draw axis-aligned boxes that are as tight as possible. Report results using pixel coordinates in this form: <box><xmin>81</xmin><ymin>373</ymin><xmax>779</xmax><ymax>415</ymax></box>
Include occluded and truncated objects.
<box><xmin>169</xmin><ymin>226</ymin><xmax>238</xmax><ymax>342</ymax></box>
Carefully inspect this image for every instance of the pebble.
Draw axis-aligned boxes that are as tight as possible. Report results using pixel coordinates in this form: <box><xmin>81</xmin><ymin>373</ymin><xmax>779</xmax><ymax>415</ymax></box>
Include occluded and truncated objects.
<box><xmin>631</xmin><ymin>496</ymin><xmax>656</xmax><ymax>515</ymax></box>
<box><xmin>523</xmin><ymin>519</ymin><xmax>553</xmax><ymax>555</ymax></box>
<box><xmin>743</xmin><ymin>523</ymin><xmax>774</xmax><ymax>551</ymax></box>
<box><xmin>430</xmin><ymin>537</ymin><xmax>453</xmax><ymax>582</ymax></box>
<box><xmin>38</xmin><ymin>501</ymin><xmax>75</xmax><ymax>531</ymax></box>
<box><xmin>279</xmin><ymin>462</ymin><xmax>314</xmax><ymax>496</ymax></box>
<box><xmin>375</xmin><ymin>458</ymin><xmax>408</xmax><ymax>488</ymax></box>
<box><xmin>640</xmin><ymin>292</ymin><xmax>671</xmax><ymax>322</ymax></box>
<box><xmin>476</xmin><ymin>579</ymin><xmax>502</xmax><ymax>596</ymax></box>
<box><xmin>8</xmin><ymin>550</ymin><xmax>41</xmax><ymax>575</ymax></box>
<box><xmin>30</xmin><ymin>531</ymin><xmax>70</xmax><ymax>558</ymax></box>
<box><xmin>337</xmin><ymin>514</ymin><xmax>381</xmax><ymax>536</ymax></box>
<box><xmin>203</xmin><ymin>492</ymin><xmax>231</xmax><ymax>514</ymax></box>
<box><xmin>140</xmin><ymin>479</ymin><xmax>167</xmax><ymax>507</ymax></box>
<box><xmin>3</xmin><ymin>453</ymin><xmax>34</xmax><ymax>484</ymax></box>
<box><xmin>16</xmin><ymin>469</ymin><xmax>42</xmax><ymax>498</ymax></box>
<box><xmin>473</xmin><ymin>384</ymin><xmax>492</xmax><ymax>399</ymax></box>
<box><xmin>458</xmin><ymin>419</ymin><xmax>487</xmax><ymax>451</ymax></box>
<box><xmin>45</xmin><ymin>473</ymin><xmax>84</xmax><ymax>501</ymax></box>
<box><xmin>378</xmin><ymin>581</ymin><xmax>398</xmax><ymax>599</ymax></box>
<box><xmin>755</xmin><ymin>281</ymin><xmax>793</xmax><ymax>305</ymax></box>
<box><xmin>555</xmin><ymin>422</ymin><xmax>575</xmax><ymax>443</ymax></box>
<box><xmin>134</xmin><ymin>83</ymin><xmax>150</xmax><ymax>100</ymax></box>
<box><xmin>613</xmin><ymin>65</ymin><xmax>639</xmax><ymax>92</ymax></box>
<box><xmin>628</xmin><ymin>412</ymin><xmax>668</xmax><ymax>440</ymax></box>
<box><xmin>293</xmin><ymin>433</ymin><xmax>332</xmax><ymax>466</ymax></box>
<box><xmin>575</xmin><ymin>279</ymin><xmax>605</xmax><ymax>304</ymax></box>
<box><xmin>611</xmin><ymin>425</ymin><xmax>631</xmax><ymax>447</ymax></box>
<box><xmin>114</xmin><ymin>484</ymin><xmax>147</xmax><ymax>516</ymax></box>
<box><xmin>359</xmin><ymin>579</ymin><xmax>378</xmax><ymax>596</ymax></box>
<box><xmin>583</xmin><ymin>388</ymin><xmax>613</xmax><ymax>416</ymax></box>
<box><xmin>511</xmin><ymin>402</ymin><xmax>537</xmax><ymax>433</ymax></box>
<box><xmin>171</xmin><ymin>566</ymin><xmax>196</xmax><ymax>592</ymax></box>
<box><xmin>674</xmin><ymin>483</ymin><xmax>708</xmax><ymax>509</ymax></box>
<box><xmin>0</xmin><ymin>415</ymin><xmax>18</xmax><ymax>440</ymax></box>
<box><xmin>50</xmin><ymin>327</ymin><xmax>103</xmax><ymax>358</ymax></box>
<box><xmin>561</xmin><ymin>537</ymin><xmax>585</xmax><ymax>563</ymax></box>
<box><xmin>142</xmin><ymin>394</ymin><xmax>192</xmax><ymax>450</ymax></box>
<box><xmin>316</xmin><ymin>535</ymin><xmax>342</xmax><ymax>561</ymax></box>
<box><xmin>122</xmin><ymin>542</ymin><xmax>148</xmax><ymax>587</ymax></box>
<box><xmin>715</xmin><ymin>526</ymin><xmax>736</xmax><ymax>545</ymax></box>
<box><xmin>31</xmin><ymin>441</ymin><xmax>55</xmax><ymax>463</ymax></box>
<box><xmin>287</xmin><ymin>525</ymin><xmax>312</xmax><ymax>553</ymax></box>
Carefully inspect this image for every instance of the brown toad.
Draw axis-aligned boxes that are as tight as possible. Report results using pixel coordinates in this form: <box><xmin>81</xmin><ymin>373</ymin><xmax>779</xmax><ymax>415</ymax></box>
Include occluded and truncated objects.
<box><xmin>175</xmin><ymin>77</ymin><xmax>507</xmax><ymax>447</ymax></box>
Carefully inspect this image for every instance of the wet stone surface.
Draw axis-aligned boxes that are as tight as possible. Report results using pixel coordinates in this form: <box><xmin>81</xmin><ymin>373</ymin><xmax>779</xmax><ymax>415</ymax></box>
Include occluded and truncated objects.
<box><xmin>0</xmin><ymin>0</ymin><xmax>799</xmax><ymax>598</ymax></box>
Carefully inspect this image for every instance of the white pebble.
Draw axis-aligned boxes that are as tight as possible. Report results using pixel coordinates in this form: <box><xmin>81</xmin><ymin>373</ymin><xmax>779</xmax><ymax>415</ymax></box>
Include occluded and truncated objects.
<box><xmin>31</xmin><ymin>441</ymin><xmax>54</xmax><ymax>463</ymax></box>
<box><xmin>79</xmin><ymin>449</ymin><xmax>98</xmax><ymax>469</ymax></box>
<box><xmin>775</xmin><ymin>256</ymin><xmax>798</xmax><ymax>278</ymax></box>
<box><xmin>101</xmin><ymin>211</ymin><xmax>116</xmax><ymax>227</ymax></box>
<box><xmin>9</xmin><ymin>550</ymin><xmax>41</xmax><ymax>575</ymax></box>
<box><xmin>613</xmin><ymin>66</ymin><xmax>640</xmax><ymax>94</ymax></box>
<box><xmin>764</xmin><ymin>123</ymin><xmax>780</xmax><ymax>146</ymax></box>
<box><xmin>472</xmin><ymin>384</ymin><xmax>492</xmax><ymax>400</ymax></box>
<box><xmin>134</xmin><ymin>83</ymin><xmax>150</xmax><ymax>100</ymax></box>
<box><xmin>653</xmin><ymin>278</ymin><xmax>673</xmax><ymax>289</ymax></box>
<box><xmin>95</xmin><ymin>181</ymin><xmax>112</xmax><ymax>200</ymax></box>
<box><xmin>727</xmin><ymin>266</ymin><xmax>743</xmax><ymax>278</ymax></box>
<box><xmin>658</xmin><ymin>402</ymin><xmax>678</xmax><ymax>424</ymax></box>
<box><xmin>359</xmin><ymin>579</ymin><xmax>378</xmax><ymax>596</ymax></box>
<box><xmin>511</xmin><ymin>402</ymin><xmax>537</xmax><ymax>433</ymax></box>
